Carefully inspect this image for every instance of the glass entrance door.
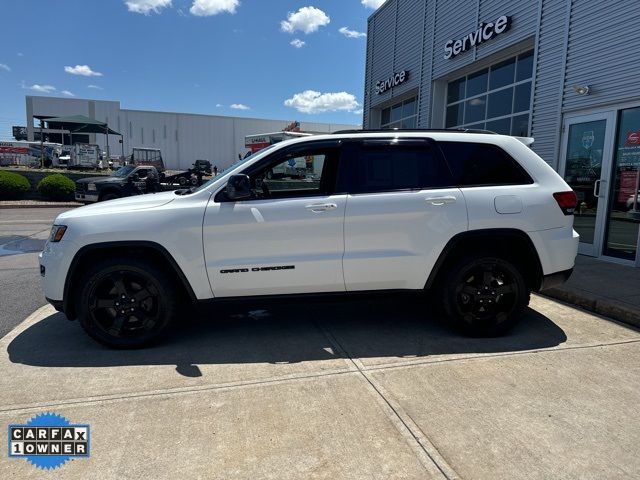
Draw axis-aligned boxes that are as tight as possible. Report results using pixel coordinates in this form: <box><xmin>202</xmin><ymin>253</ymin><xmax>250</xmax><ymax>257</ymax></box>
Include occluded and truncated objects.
<box><xmin>560</xmin><ymin>112</ymin><xmax>615</xmax><ymax>256</ymax></box>
<box><xmin>603</xmin><ymin>106</ymin><xmax>640</xmax><ymax>263</ymax></box>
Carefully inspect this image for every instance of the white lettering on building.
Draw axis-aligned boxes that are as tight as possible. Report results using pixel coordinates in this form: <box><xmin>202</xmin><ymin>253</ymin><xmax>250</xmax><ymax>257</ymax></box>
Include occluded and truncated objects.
<box><xmin>444</xmin><ymin>15</ymin><xmax>511</xmax><ymax>60</ymax></box>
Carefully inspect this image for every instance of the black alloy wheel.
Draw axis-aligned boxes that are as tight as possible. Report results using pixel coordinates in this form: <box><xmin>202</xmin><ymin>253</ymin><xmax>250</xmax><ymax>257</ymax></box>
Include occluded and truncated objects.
<box><xmin>442</xmin><ymin>255</ymin><xmax>529</xmax><ymax>336</ymax></box>
<box><xmin>77</xmin><ymin>258</ymin><xmax>177</xmax><ymax>348</ymax></box>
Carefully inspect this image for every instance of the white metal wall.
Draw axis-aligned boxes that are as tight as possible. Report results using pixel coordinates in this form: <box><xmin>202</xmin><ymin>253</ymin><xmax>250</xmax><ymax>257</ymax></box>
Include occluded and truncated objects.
<box><xmin>27</xmin><ymin>96</ymin><xmax>357</xmax><ymax>170</ymax></box>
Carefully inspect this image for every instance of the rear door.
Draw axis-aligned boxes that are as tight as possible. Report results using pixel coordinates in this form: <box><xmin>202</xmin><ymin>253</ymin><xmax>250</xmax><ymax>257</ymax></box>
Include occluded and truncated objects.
<box><xmin>341</xmin><ymin>138</ymin><xmax>468</xmax><ymax>291</ymax></box>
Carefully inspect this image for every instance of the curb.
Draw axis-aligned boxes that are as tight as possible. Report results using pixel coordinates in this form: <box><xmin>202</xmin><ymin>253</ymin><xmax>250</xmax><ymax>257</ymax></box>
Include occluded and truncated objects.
<box><xmin>0</xmin><ymin>203</ymin><xmax>82</xmax><ymax>209</ymax></box>
<box><xmin>541</xmin><ymin>288</ymin><xmax>640</xmax><ymax>330</ymax></box>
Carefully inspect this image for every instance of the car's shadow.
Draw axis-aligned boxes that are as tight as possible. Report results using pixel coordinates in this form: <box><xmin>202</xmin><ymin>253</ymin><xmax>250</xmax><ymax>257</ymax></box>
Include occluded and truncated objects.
<box><xmin>7</xmin><ymin>295</ymin><xmax>567</xmax><ymax>376</ymax></box>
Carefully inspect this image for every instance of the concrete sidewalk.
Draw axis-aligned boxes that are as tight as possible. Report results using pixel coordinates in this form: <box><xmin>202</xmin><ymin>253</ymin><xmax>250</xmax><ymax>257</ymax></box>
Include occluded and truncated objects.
<box><xmin>1</xmin><ymin>296</ymin><xmax>639</xmax><ymax>479</ymax></box>
<box><xmin>543</xmin><ymin>255</ymin><xmax>640</xmax><ymax>329</ymax></box>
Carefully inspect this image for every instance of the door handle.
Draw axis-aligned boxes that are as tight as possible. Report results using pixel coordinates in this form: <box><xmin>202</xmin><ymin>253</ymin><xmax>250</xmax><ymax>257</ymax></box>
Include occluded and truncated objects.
<box><xmin>305</xmin><ymin>203</ymin><xmax>337</xmax><ymax>212</ymax></box>
<box><xmin>593</xmin><ymin>179</ymin><xmax>603</xmax><ymax>197</ymax></box>
<box><xmin>425</xmin><ymin>196</ymin><xmax>457</xmax><ymax>206</ymax></box>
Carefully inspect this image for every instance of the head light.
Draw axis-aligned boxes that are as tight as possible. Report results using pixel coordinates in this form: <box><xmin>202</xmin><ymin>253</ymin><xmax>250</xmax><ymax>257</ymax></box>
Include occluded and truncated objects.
<box><xmin>87</xmin><ymin>183</ymin><xmax>97</xmax><ymax>191</ymax></box>
<box><xmin>49</xmin><ymin>225</ymin><xmax>67</xmax><ymax>242</ymax></box>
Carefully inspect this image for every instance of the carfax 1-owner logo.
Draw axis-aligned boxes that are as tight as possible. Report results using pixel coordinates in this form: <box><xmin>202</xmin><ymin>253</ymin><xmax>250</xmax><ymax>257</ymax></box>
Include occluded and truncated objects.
<box><xmin>7</xmin><ymin>412</ymin><xmax>90</xmax><ymax>470</ymax></box>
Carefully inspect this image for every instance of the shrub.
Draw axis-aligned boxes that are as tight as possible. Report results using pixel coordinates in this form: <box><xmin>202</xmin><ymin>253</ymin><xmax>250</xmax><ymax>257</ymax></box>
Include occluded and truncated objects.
<box><xmin>0</xmin><ymin>170</ymin><xmax>31</xmax><ymax>199</ymax></box>
<box><xmin>37</xmin><ymin>174</ymin><xmax>75</xmax><ymax>201</ymax></box>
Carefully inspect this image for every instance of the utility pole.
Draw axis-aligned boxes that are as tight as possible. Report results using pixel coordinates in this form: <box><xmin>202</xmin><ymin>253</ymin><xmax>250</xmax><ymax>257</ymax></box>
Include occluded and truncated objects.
<box><xmin>39</xmin><ymin>118</ymin><xmax>44</xmax><ymax>168</ymax></box>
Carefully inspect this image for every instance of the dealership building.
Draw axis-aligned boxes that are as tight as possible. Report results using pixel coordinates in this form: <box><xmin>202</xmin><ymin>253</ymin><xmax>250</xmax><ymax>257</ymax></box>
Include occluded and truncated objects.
<box><xmin>364</xmin><ymin>0</ymin><xmax>640</xmax><ymax>266</ymax></box>
<box><xmin>24</xmin><ymin>96</ymin><xmax>356</xmax><ymax>171</ymax></box>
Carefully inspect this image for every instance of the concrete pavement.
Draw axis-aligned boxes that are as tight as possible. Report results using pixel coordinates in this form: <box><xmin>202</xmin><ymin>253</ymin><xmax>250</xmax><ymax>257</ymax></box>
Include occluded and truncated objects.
<box><xmin>1</xmin><ymin>295</ymin><xmax>639</xmax><ymax>479</ymax></box>
<box><xmin>543</xmin><ymin>255</ymin><xmax>640</xmax><ymax>328</ymax></box>
<box><xmin>0</xmin><ymin>208</ymin><xmax>71</xmax><ymax>337</ymax></box>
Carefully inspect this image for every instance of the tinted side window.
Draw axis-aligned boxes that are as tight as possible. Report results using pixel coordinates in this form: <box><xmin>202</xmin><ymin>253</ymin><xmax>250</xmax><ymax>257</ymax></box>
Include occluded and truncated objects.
<box><xmin>438</xmin><ymin>142</ymin><xmax>533</xmax><ymax>186</ymax></box>
<box><xmin>349</xmin><ymin>144</ymin><xmax>453</xmax><ymax>194</ymax></box>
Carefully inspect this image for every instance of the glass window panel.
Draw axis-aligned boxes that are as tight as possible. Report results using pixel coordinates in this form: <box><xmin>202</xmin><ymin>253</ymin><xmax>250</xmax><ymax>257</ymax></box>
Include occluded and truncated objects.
<box><xmin>439</xmin><ymin>142</ymin><xmax>534</xmax><ymax>186</ymax></box>
<box><xmin>489</xmin><ymin>58</ymin><xmax>515</xmax><ymax>90</ymax></box>
<box><xmin>401</xmin><ymin>116</ymin><xmax>417</xmax><ymax>129</ymax></box>
<box><xmin>465</xmin><ymin>96</ymin><xmax>486</xmax><ymax>124</ymax></box>
<box><xmin>466</xmin><ymin>69</ymin><xmax>488</xmax><ymax>97</ymax></box>
<box><xmin>487</xmin><ymin>87</ymin><xmax>513</xmax><ymax>119</ymax></box>
<box><xmin>513</xmin><ymin>81</ymin><xmax>532</xmax><ymax>113</ymax></box>
<box><xmin>390</xmin><ymin>103</ymin><xmax>402</xmax><ymax>123</ymax></box>
<box><xmin>352</xmin><ymin>146</ymin><xmax>453</xmax><ymax>193</ymax></box>
<box><xmin>516</xmin><ymin>51</ymin><xmax>534</xmax><ymax>81</ymax></box>
<box><xmin>446</xmin><ymin>103</ymin><xmax>464</xmax><ymax>128</ymax></box>
<box><xmin>510</xmin><ymin>114</ymin><xmax>529</xmax><ymax>137</ymax></box>
<box><xmin>402</xmin><ymin>98</ymin><xmax>416</xmax><ymax>118</ymax></box>
<box><xmin>381</xmin><ymin>108</ymin><xmax>390</xmax><ymax>126</ymax></box>
<box><xmin>486</xmin><ymin>117</ymin><xmax>511</xmax><ymax>135</ymax></box>
<box><xmin>447</xmin><ymin>78</ymin><xmax>466</xmax><ymax>103</ymax></box>
<box><xmin>603</xmin><ymin>106</ymin><xmax>640</xmax><ymax>260</ymax></box>
<box><xmin>389</xmin><ymin>121</ymin><xmax>401</xmax><ymax>129</ymax></box>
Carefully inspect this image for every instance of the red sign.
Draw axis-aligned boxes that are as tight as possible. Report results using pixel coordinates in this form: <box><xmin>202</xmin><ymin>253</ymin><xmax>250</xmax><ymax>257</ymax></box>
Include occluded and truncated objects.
<box><xmin>618</xmin><ymin>170</ymin><xmax>639</xmax><ymax>203</ymax></box>
<box><xmin>0</xmin><ymin>146</ymin><xmax>29</xmax><ymax>154</ymax></box>
<box><xmin>625</xmin><ymin>130</ymin><xmax>640</xmax><ymax>146</ymax></box>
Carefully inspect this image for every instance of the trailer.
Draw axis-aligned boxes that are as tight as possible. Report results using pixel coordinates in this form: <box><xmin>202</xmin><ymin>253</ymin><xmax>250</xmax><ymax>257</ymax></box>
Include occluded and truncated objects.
<box><xmin>244</xmin><ymin>131</ymin><xmax>313</xmax><ymax>154</ymax></box>
<box><xmin>129</xmin><ymin>148</ymin><xmax>212</xmax><ymax>186</ymax></box>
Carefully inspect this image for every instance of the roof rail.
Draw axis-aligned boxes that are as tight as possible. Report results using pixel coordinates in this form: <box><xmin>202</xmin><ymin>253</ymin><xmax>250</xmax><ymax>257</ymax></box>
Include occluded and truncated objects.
<box><xmin>331</xmin><ymin>128</ymin><xmax>497</xmax><ymax>135</ymax></box>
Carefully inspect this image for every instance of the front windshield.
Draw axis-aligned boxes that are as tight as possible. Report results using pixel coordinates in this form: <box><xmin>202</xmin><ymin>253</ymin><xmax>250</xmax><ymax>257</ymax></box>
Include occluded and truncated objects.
<box><xmin>192</xmin><ymin>144</ymin><xmax>278</xmax><ymax>193</ymax></box>
<box><xmin>112</xmin><ymin>165</ymin><xmax>135</xmax><ymax>178</ymax></box>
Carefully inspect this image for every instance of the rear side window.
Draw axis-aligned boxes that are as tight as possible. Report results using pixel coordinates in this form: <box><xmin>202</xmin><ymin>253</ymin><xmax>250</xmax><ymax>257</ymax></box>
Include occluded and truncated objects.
<box><xmin>438</xmin><ymin>142</ymin><xmax>533</xmax><ymax>186</ymax></box>
<box><xmin>345</xmin><ymin>143</ymin><xmax>453</xmax><ymax>194</ymax></box>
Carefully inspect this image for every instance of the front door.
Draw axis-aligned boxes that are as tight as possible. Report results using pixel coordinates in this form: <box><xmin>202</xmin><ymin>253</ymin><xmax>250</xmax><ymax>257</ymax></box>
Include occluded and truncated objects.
<box><xmin>203</xmin><ymin>141</ymin><xmax>346</xmax><ymax>297</ymax></box>
<box><xmin>560</xmin><ymin>112</ymin><xmax>616</xmax><ymax>256</ymax></box>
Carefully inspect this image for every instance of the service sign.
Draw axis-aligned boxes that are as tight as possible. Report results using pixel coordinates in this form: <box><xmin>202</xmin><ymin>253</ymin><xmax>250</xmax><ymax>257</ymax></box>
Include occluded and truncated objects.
<box><xmin>444</xmin><ymin>15</ymin><xmax>511</xmax><ymax>59</ymax></box>
<box><xmin>375</xmin><ymin>70</ymin><xmax>408</xmax><ymax>95</ymax></box>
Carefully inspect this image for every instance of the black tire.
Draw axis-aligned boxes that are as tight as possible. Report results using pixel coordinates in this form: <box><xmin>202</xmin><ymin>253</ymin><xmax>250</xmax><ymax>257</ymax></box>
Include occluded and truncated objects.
<box><xmin>100</xmin><ymin>192</ymin><xmax>119</xmax><ymax>202</ymax></box>
<box><xmin>75</xmin><ymin>257</ymin><xmax>178</xmax><ymax>348</ymax></box>
<box><xmin>441</xmin><ymin>255</ymin><xmax>529</xmax><ymax>337</ymax></box>
<box><xmin>189</xmin><ymin>175</ymin><xmax>198</xmax><ymax>186</ymax></box>
<box><xmin>178</xmin><ymin>177</ymin><xmax>188</xmax><ymax>186</ymax></box>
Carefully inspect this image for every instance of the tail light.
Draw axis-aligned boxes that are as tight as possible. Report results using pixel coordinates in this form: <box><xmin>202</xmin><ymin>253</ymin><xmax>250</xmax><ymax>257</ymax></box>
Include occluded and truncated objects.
<box><xmin>553</xmin><ymin>191</ymin><xmax>578</xmax><ymax>215</ymax></box>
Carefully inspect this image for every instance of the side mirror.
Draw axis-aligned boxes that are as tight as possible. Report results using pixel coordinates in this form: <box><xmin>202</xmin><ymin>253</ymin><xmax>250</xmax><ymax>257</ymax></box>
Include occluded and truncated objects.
<box><xmin>226</xmin><ymin>174</ymin><xmax>252</xmax><ymax>201</ymax></box>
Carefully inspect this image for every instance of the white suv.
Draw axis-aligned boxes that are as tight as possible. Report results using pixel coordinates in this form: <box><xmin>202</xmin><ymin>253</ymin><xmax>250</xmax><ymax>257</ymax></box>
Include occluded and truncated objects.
<box><xmin>40</xmin><ymin>131</ymin><xmax>579</xmax><ymax>348</ymax></box>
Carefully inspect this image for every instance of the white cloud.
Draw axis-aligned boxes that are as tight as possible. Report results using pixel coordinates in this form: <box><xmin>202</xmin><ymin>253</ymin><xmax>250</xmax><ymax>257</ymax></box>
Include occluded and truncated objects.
<box><xmin>281</xmin><ymin>6</ymin><xmax>330</xmax><ymax>34</ymax></box>
<box><xmin>124</xmin><ymin>0</ymin><xmax>171</xmax><ymax>14</ymax></box>
<box><xmin>87</xmin><ymin>84</ymin><xmax>103</xmax><ymax>90</ymax></box>
<box><xmin>216</xmin><ymin>103</ymin><xmax>222</xmax><ymax>107</ymax></box>
<box><xmin>284</xmin><ymin>90</ymin><xmax>360</xmax><ymax>114</ymax></box>
<box><xmin>339</xmin><ymin>27</ymin><xmax>366</xmax><ymax>39</ymax></box>
<box><xmin>353</xmin><ymin>109</ymin><xmax>363</xmax><ymax>115</ymax></box>
<box><xmin>65</xmin><ymin>65</ymin><xmax>103</xmax><ymax>77</ymax></box>
<box><xmin>190</xmin><ymin>0</ymin><xmax>239</xmax><ymax>16</ymax></box>
<box><xmin>17</xmin><ymin>52</ymin><xmax>23</xmax><ymax>57</ymax></box>
<box><xmin>61</xmin><ymin>90</ymin><xmax>75</xmax><ymax>97</ymax></box>
<box><xmin>290</xmin><ymin>39</ymin><xmax>306</xmax><ymax>48</ymax></box>
<box><xmin>361</xmin><ymin>0</ymin><xmax>385</xmax><ymax>9</ymax></box>
<box><xmin>0</xmin><ymin>63</ymin><xmax>10</xmax><ymax>72</ymax></box>
<box><xmin>230</xmin><ymin>103</ymin><xmax>250</xmax><ymax>110</ymax></box>
<box><xmin>28</xmin><ymin>84</ymin><xmax>56</xmax><ymax>93</ymax></box>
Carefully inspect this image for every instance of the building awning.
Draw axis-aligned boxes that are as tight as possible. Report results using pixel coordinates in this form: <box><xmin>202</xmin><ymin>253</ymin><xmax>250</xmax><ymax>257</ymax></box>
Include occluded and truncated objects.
<box><xmin>43</xmin><ymin>114</ymin><xmax>121</xmax><ymax>135</ymax></box>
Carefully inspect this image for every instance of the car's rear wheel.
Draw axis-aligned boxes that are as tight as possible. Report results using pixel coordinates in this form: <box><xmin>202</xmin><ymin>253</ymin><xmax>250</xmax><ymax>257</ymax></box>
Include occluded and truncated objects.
<box><xmin>76</xmin><ymin>257</ymin><xmax>177</xmax><ymax>348</ymax></box>
<box><xmin>441</xmin><ymin>255</ymin><xmax>529</xmax><ymax>336</ymax></box>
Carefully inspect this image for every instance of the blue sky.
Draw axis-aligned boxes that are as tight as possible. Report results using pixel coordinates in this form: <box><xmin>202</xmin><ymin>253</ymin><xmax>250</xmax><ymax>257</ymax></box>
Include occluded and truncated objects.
<box><xmin>0</xmin><ymin>0</ymin><xmax>385</xmax><ymax>140</ymax></box>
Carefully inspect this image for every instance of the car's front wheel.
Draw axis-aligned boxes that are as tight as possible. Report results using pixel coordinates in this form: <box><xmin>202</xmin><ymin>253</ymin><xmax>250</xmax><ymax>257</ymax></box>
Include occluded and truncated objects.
<box><xmin>441</xmin><ymin>255</ymin><xmax>529</xmax><ymax>336</ymax></box>
<box><xmin>76</xmin><ymin>257</ymin><xmax>177</xmax><ymax>348</ymax></box>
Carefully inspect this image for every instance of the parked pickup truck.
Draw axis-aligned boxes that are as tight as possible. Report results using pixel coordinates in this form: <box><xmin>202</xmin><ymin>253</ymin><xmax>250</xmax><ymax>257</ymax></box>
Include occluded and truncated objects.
<box><xmin>75</xmin><ymin>165</ymin><xmax>161</xmax><ymax>203</ymax></box>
